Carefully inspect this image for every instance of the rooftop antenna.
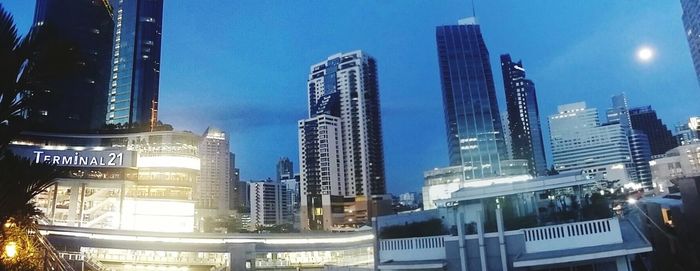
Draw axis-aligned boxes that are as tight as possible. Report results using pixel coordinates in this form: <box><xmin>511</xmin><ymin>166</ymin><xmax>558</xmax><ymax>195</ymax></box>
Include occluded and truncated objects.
<box><xmin>470</xmin><ymin>0</ymin><xmax>477</xmax><ymax>17</ymax></box>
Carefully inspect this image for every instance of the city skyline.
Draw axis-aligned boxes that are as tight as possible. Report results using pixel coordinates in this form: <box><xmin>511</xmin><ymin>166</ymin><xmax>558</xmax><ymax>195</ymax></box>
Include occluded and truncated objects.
<box><xmin>4</xmin><ymin>1</ymin><xmax>699</xmax><ymax>194</ymax></box>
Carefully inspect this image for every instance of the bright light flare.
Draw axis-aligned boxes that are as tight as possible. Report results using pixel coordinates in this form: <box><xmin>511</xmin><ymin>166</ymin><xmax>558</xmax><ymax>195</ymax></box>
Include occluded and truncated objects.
<box><xmin>627</xmin><ymin>198</ymin><xmax>638</xmax><ymax>205</ymax></box>
<box><xmin>4</xmin><ymin>241</ymin><xmax>17</xmax><ymax>258</ymax></box>
<box><xmin>636</xmin><ymin>46</ymin><xmax>655</xmax><ymax>62</ymax></box>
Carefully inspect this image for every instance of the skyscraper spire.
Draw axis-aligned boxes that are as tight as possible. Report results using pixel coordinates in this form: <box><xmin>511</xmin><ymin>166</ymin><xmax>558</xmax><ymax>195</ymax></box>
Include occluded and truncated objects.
<box><xmin>470</xmin><ymin>0</ymin><xmax>476</xmax><ymax>17</ymax></box>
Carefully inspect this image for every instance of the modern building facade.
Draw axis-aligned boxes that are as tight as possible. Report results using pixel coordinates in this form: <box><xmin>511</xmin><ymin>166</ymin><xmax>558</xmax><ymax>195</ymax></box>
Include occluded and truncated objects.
<box><xmin>501</xmin><ymin>112</ymin><xmax>514</xmax><ymax>160</ymax></box>
<box><xmin>11</xmin><ymin>130</ymin><xmax>200</xmax><ymax>232</ymax></box>
<box><xmin>196</xmin><ymin>127</ymin><xmax>231</xmax><ymax>219</ymax></box>
<box><xmin>249</xmin><ymin>180</ymin><xmax>292</xmax><ymax>227</ymax></box>
<box><xmin>28</xmin><ymin>0</ymin><xmax>113</xmax><ymax>132</ymax></box>
<box><xmin>500</xmin><ymin>54</ymin><xmax>547</xmax><ymax>176</ymax></box>
<box><xmin>106</xmin><ymin>0</ymin><xmax>163</xmax><ymax>128</ymax></box>
<box><xmin>682</xmin><ymin>0</ymin><xmax>700</xmax><ymax>88</ymax></box>
<box><xmin>276</xmin><ymin>157</ymin><xmax>294</xmax><ymax>181</ymax></box>
<box><xmin>549</xmin><ymin>102</ymin><xmax>633</xmax><ymax>174</ymax></box>
<box><xmin>436</xmin><ymin>17</ymin><xmax>507</xmax><ymax>180</ymax></box>
<box><xmin>298</xmin><ymin>51</ymin><xmax>387</xmax><ymax>230</ymax></box>
<box><xmin>629</xmin><ymin>106</ymin><xmax>677</xmax><ymax>157</ymax></box>
<box><xmin>606</xmin><ymin>94</ymin><xmax>653</xmax><ymax>188</ymax></box>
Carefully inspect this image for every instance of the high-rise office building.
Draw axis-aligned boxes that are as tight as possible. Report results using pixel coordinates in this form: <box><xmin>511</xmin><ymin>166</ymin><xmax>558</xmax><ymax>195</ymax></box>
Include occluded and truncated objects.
<box><xmin>106</xmin><ymin>0</ymin><xmax>163</xmax><ymax>128</ymax></box>
<box><xmin>197</xmin><ymin>127</ymin><xmax>231</xmax><ymax>217</ymax></box>
<box><xmin>629</xmin><ymin>106</ymin><xmax>677</xmax><ymax>156</ymax></box>
<box><xmin>501</xmin><ymin>112</ymin><xmax>514</xmax><ymax>160</ymax></box>
<box><xmin>606</xmin><ymin>94</ymin><xmax>652</xmax><ymax>187</ymax></box>
<box><xmin>682</xmin><ymin>0</ymin><xmax>700</xmax><ymax>88</ymax></box>
<box><xmin>549</xmin><ymin>102</ymin><xmax>632</xmax><ymax>173</ymax></box>
<box><xmin>500</xmin><ymin>54</ymin><xmax>547</xmax><ymax>176</ymax></box>
<box><xmin>28</xmin><ymin>0</ymin><xmax>113</xmax><ymax>132</ymax></box>
<box><xmin>276</xmin><ymin>157</ymin><xmax>294</xmax><ymax>181</ymax></box>
<box><xmin>436</xmin><ymin>17</ymin><xmax>507</xmax><ymax>179</ymax></box>
<box><xmin>298</xmin><ymin>51</ymin><xmax>387</xmax><ymax>230</ymax></box>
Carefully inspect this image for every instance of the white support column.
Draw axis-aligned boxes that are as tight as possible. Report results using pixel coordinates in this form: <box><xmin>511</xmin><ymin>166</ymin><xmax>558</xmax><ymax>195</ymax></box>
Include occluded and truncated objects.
<box><xmin>477</xmin><ymin>211</ymin><xmax>487</xmax><ymax>271</ymax></box>
<box><xmin>496</xmin><ymin>207</ymin><xmax>508</xmax><ymax>271</ymax></box>
<box><xmin>457</xmin><ymin>213</ymin><xmax>468</xmax><ymax>271</ymax></box>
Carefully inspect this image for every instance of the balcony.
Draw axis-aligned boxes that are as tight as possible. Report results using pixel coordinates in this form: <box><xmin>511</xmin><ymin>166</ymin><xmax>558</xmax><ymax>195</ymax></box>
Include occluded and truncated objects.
<box><xmin>522</xmin><ymin>218</ymin><xmax>622</xmax><ymax>253</ymax></box>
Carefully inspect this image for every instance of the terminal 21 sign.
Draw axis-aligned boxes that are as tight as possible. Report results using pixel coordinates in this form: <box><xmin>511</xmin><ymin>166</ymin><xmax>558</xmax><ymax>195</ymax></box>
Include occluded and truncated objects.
<box><xmin>11</xmin><ymin>146</ymin><xmax>136</xmax><ymax>168</ymax></box>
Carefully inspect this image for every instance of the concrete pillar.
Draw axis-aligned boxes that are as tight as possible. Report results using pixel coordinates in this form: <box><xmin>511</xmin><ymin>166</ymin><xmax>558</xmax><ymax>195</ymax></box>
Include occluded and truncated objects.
<box><xmin>476</xmin><ymin>211</ymin><xmax>487</xmax><ymax>271</ymax></box>
<box><xmin>496</xmin><ymin>207</ymin><xmax>508</xmax><ymax>271</ymax></box>
<box><xmin>372</xmin><ymin>217</ymin><xmax>379</xmax><ymax>271</ymax></box>
<box><xmin>457</xmin><ymin>213</ymin><xmax>467</xmax><ymax>271</ymax></box>
<box><xmin>68</xmin><ymin>182</ymin><xmax>80</xmax><ymax>227</ymax></box>
<box><xmin>229</xmin><ymin>244</ymin><xmax>256</xmax><ymax>271</ymax></box>
<box><xmin>615</xmin><ymin>256</ymin><xmax>629</xmax><ymax>271</ymax></box>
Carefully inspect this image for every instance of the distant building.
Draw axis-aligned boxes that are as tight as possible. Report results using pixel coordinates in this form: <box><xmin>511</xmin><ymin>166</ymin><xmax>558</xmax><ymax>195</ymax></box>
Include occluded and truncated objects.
<box><xmin>229</xmin><ymin>152</ymin><xmax>240</xmax><ymax>210</ymax></box>
<box><xmin>398</xmin><ymin>192</ymin><xmax>421</xmax><ymax>207</ymax></box>
<box><xmin>197</xmin><ymin>127</ymin><xmax>231</xmax><ymax>218</ymax></box>
<box><xmin>238</xmin><ymin>181</ymin><xmax>251</xmax><ymax>213</ymax></box>
<box><xmin>249</xmin><ymin>180</ymin><xmax>291</xmax><ymax>228</ymax></box>
<box><xmin>299</xmin><ymin>51</ymin><xmax>388</xmax><ymax>231</ymax></box>
<box><xmin>682</xmin><ymin>0</ymin><xmax>700</xmax><ymax>88</ymax></box>
<box><xmin>500</xmin><ymin>54</ymin><xmax>548</xmax><ymax>176</ymax></box>
<box><xmin>276</xmin><ymin>157</ymin><xmax>294</xmax><ymax>181</ymax></box>
<box><xmin>650</xmin><ymin>143</ymin><xmax>700</xmax><ymax>195</ymax></box>
<box><xmin>106</xmin><ymin>0</ymin><xmax>163</xmax><ymax>128</ymax></box>
<box><xmin>674</xmin><ymin>117</ymin><xmax>700</xmax><ymax>146</ymax></box>
<box><xmin>629</xmin><ymin>106</ymin><xmax>677</xmax><ymax>156</ymax></box>
<box><xmin>549</xmin><ymin>102</ymin><xmax>633</xmax><ymax>175</ymax></box>
<box><xmin>28</xmin><ymin>0</ymin><xmax>113</xmax><ymax>131</ymax></box>
<box><xmin>436</xmin><ymin>17</ymin><xmax>507</xmax><ymax>178</ymax></box>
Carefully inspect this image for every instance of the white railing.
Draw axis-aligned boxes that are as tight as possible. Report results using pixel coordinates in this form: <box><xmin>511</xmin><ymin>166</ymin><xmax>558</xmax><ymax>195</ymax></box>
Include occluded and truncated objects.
<box><xmin>379</xmin><ymin>235</ymin><xmax>447</xmax><ymax>262</ymax></box>
<box><xmin>522</xmin><ymin>218</ymin><xmax>623</xmax><ymax>253</ymax></box>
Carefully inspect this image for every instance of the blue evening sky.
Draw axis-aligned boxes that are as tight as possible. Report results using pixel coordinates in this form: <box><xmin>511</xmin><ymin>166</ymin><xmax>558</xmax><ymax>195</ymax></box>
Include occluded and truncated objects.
<box><xmin>4</xmin><ymin>1</ymin><xmax>699</xmax><ymax>194</ymax></box>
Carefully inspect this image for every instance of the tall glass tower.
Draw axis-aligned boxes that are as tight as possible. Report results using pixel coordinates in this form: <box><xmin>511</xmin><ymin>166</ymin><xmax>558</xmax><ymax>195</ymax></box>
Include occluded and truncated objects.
<box><xmin>106</xmin><ymin>0</ymin><xmax>163</xmax><ymax>128</ymax></box>
<box><xmin>436</xmin><ymin>17</ymin><xmax>506</xmax><ymax>180</ymax></box>
<box><xmin>29</xmin><ymin>0</ymin><xmax>113</xmax><ymax>132</ymax></box>
<box><xmin>681</xmin><ymin>0</ymin><xmax>700</xmax><ymax>88</ymax></box>
<box><xmin>500</xmin><ymin>54</ymin><xmax>547</xmax><ymax>176</ymax></box>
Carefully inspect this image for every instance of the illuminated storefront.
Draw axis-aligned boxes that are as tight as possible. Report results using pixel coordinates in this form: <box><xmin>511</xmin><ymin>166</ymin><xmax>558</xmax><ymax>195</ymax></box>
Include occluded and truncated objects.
<box><xmin>11</xmin><ymin>131</ymin><xmax>200</xmax><ymax>232</ymax></box>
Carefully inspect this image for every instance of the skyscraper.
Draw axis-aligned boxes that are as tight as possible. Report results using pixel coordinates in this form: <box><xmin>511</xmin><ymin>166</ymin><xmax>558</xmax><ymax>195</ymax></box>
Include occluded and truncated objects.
<box><xmin>606</xmin><ymin>94</ymin><xmax>652</xmax><ymax>187</ymax></box>
<box><xmin>197</xmin><ymin>127</ymin><xmax>231</xmax><ymax>217</ymax></box>
<box><xmin>28</xmin><ymin>0</ymin><xmax>113</xmax><ymax>132</ymax></box>
<box><xmin>500</xmin><ymin>54</ymin><xmax>547</xmax><ymax>176</ymax></box>
<box><xmin>681</xmin><ymin>0</ymin><xmax>700</xmax><ymax>87</ymax></box>
<box><xmin>298</xmin><ymin>51</ymin><xmax>387</xmax><ymax>230</ymax></box>
<box><xmin>229</xmin><ymin>152</ymin><xmax>241</xmax><ymax>210</ymax></box>
<box><xmin>549</xmin><ymin>102</ymin><xmax>632</xmax><ymax>173</ymax></box>
<box><xmin>629</xmin><ymin>106</ymin><xmax>678</xmax><ymax>156</ymax></box>
<box><xmin>276</xmin><ymin>157</ymin><xmax>294</xmax><ymax>181</ymax></box>
<box><xmin>436</xmin><ymin>17</ymin><xmax>507</xmax><ymax>180</ymax></box>
<box><xmin>106</xmin><ymin>0</ymin><xmax>163</xmax><ymax>128</ymax></box>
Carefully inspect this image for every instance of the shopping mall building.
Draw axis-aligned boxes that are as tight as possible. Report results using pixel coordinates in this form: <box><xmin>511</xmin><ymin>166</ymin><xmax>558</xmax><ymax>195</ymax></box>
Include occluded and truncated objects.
<box><xmin>9</xmin><ymin>131</ymin><xmax>375</xmax><ymax>270</ymax></box>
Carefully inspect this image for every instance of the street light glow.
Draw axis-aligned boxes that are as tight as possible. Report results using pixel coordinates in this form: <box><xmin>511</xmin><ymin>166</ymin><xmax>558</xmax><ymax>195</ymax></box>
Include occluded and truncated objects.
<box><xmin>4</xmin><ymin>241</ymin><xmax>17</xmax><ymax>258</ymax></box>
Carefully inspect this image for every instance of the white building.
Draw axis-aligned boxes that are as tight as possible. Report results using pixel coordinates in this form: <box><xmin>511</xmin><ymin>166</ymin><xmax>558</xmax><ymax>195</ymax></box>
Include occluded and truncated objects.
<box><xmin>650</xmin><ymin>143</ymin><xmax>700</xmax><ymax>194</ymax></box>
<box><xmin>249</xmin><ymin>180</ymin><xmax>291</xmax><ymax>227</ymax></box>
<box><xmin>549</xmin><ymin>102</ymin><xmax>633</xmax><ymax>174</ymax></box>
<box><xmin>197</xmin><ymin>127</ymin><xmax>231</xmax><ymax>217</ymax></box>
<box><xmin>298</xmin><ymin>51</ymin><xmax>388</xmax><ymax>230</ymax></box>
